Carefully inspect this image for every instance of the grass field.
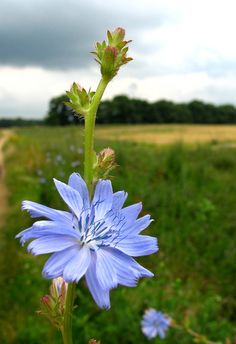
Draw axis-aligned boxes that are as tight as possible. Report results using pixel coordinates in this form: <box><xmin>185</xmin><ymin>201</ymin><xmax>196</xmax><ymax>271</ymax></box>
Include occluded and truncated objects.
<box><xmin>0</xmin><ymin>125</ymin><xmax>236</xmax><ymax>343</ymax></box>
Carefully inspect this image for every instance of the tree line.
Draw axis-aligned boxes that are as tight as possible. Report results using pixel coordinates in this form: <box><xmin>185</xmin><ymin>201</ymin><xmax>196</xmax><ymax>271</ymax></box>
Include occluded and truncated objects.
<box><xmin>1</xmin><ymin>94</ymin><xmax>236</xmax><ymax>127</ymax></box>
<box><xmin>45</xmin><ymin>94</ymin><xmax>236</xmax><ymax>125</ymax></box>
<box><xmin>0</xmin><ymin>118</ymin><xmax>43</xmax><ymax>127</ymax></box>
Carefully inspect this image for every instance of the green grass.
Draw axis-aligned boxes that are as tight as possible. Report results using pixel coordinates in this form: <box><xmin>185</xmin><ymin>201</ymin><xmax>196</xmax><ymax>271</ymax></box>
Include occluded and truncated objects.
<box><xmin>0</xmin><ymin>126</ymin><xmax>235</xmax><ymax>343</ymax></box>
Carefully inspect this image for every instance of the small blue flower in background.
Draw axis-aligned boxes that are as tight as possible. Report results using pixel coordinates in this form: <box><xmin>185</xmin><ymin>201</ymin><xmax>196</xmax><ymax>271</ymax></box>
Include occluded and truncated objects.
<box><xmin>16</xmin><ymin>173</ymin><xmax>158</xmax><ymax>309</ymax></box>
<box><xmin>71</xmin><ymin>160</ymin><xmax>80</xmax><ymax>168</ymax></box>
<box><xmin>69</xmin><ymin>144</ymin><xmax>76</xmax><ymax>151</ymax></box>
<box><xmin>46</xmin><ymin>152</ymin><xmax>51</xmax><ymax>163</ymax></box>
<box><xmin>141</xmin><ymin>308</ymin><xmax>170</xmax><ymax>339</ymax></box>
<box><xmin>36</xmin><ymin>169</ymin><xmax>43</xmax><ymax>176</ymax></box>
<box><xmin>55</xmin><ymin>154</ymin><xmax>64</xmax><ymax>164</ymax></box>
<box><xmin>39</xmin><ymin>177</ymin><xmax>47</xmax><ymax>185</ymax></box>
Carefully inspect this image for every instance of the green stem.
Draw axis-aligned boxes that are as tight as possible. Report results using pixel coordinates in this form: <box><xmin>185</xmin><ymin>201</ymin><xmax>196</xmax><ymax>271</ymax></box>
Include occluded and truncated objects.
<box><xmin>84</xmin><ymin>77</ymin><xmax>110</xmax><ymax>191</ymax></box>
<box><xmin>62</xmin><ymin>283</ymin><xmax>76</xmax><ymax>344</ymax></box>
<box><xmin>61</xmin><ymin>77</ymin><xmax>110</xmax><ymax>344</ymax></box>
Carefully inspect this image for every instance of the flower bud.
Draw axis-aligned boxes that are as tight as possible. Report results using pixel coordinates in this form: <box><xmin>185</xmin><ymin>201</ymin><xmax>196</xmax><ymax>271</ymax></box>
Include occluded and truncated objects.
<box><xmin>50</xmin><ymin>277</ymin><xmax>68</xmax><ymax>303</ymax></box>
<box><xmin>93</xmin><ymin>27</ymin><xmax>132</xmax><ymax>80</ymax></box>
<box><xmin>93</xmin><ymin>148</ymin><xmax>116</xmax><ymax>180</ymax></box>
<box><xmin>88</xmin><ymin>340</ymin><xmax>100</xmax><ymax>344</ymax></box>
<box><xmin>41</xmin><ymin>295</ymin><xmax>52</xmax><ymax>308</ymax></box>
<box><xmin>100</xmin><ymin>46</ymin><xmax>118</xmax><ymax>79</ymax></box>
<box><xmin>65</xmin><ymin>83</ymin><xmax>95</xmax><ymax>117</ymax></box>
<box><xmin>98</xmin><ymin>148</ymin><xmax>115</xmax><ymax>165</ymax></box>
<box><xmin>108</xmin><ymin>27</ymin><xmax>125</xmax><ymax>45</ymax></box>
<box><xmin>38</xmin><ymin>278</ymin><xmax>68</xmax><ymax>329</ymax></box>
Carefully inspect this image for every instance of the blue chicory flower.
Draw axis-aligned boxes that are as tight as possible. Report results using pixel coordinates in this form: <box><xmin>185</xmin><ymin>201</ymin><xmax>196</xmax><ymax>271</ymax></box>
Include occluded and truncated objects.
<box><xmin>141</xmin><ymin>308</ymin><xmax>170</xmax><ymax>339</ymax></box>
<box><xmin>16</xmin><ymin>173</ymin><xmax>158</xmax><ymax>308</ymax></box>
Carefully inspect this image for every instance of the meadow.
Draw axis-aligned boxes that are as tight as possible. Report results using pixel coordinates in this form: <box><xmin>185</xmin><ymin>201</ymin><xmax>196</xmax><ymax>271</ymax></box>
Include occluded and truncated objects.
<box><xmin>0</xmin><ymin>125</ymin><xmax>236</xmax><ymax>343</ymax></box>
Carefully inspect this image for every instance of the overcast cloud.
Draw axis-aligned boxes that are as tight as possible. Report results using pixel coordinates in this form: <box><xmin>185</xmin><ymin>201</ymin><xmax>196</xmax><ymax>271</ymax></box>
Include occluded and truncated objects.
<box><xmin>1</xmin><ymin>0</ymin><xmax>236</xmax><ymax>118</ymax></box>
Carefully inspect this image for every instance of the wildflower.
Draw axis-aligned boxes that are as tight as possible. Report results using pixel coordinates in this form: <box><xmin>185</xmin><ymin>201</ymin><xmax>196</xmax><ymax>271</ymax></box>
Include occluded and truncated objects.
<box><xmin>141</xmin><ymin>309</ymin><xmax>170</xmax><ymax>339</ymax></box>
<box><xmin>71</xmin><ymin>160</ymin><xmax>80</xmax><ymax>168</ymax></box>
<box><xmin>39</xmin><ymin>177</ymin><xmax>47</xmax><ymax>185</ymax></box>
<box><xmin>16</xmin><ymin>173</ymin><xmax>157</xmax><ymax>308</ymax></box>
<box><xmin>69</xmin><ymin>144</ymin><xmax>75</xmax><ymax>151</ymax></box>
<box><xmin>55</xmin><ymin>154</ymin><xmax>64</xmax><ymax>164</ymax></box>
<box><xmin>36</xmin><ymin>169</ymin><xmax>43</xmax><ymax>176</ymax></box>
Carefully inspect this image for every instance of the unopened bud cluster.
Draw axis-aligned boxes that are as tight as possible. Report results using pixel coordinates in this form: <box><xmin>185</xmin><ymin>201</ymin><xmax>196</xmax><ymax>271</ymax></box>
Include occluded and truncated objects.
<box><xmin>37</xmin><ymin>277</ymin><xmax>68</xmax><ymax>330</ymax></box>
<box><xmin>65</xmin><ymin>83</ymin><xmax>95</xmax><ymax>117</ymax></box>
<box><xmin>65</xmin><ymin>28</ymin><xmax>132</xmax><ymax>118</ymax></box>
<box><xmin>93</xmin><ymin>27</ymin><xmax>132</xmax><ymax>80</ymax></box>
<box><xmin>93</xmin><ymin>148</ymin><xmax>116</xmax><ymax>180</ymax></box>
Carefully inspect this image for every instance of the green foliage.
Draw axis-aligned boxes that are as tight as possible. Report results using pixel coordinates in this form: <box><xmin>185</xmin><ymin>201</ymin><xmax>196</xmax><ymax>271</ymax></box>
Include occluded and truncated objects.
<box><xmin>1</xmin><ymin>126</ymin><xmax>236</xmax><ymax>343</ymax></box>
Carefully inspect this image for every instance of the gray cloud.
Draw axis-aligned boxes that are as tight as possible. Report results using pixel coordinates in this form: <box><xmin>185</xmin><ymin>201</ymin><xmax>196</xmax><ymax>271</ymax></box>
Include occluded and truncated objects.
<box><xmin>0</xmin><ymin>0</ymin><xmax>164</xmax><ymax>69</ymax></box>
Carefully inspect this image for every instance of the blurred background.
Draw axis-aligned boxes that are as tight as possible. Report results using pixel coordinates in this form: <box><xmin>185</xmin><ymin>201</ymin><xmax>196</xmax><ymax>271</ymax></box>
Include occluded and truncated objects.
<box><xmin>0</xmin><ymin>0</ymin><xmax>236</xmax><ymax>343</ymax></box>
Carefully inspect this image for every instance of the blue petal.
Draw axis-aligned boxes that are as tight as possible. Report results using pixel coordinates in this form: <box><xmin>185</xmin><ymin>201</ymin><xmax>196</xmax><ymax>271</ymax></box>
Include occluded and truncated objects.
<box><xmin>42</xmin><ymin>245</ymin><xmax>79</xmax><ymax>279</ymax></box>
<box><xmin>27</xmin><ymin>235</ymin><xmax>78</xmax><ymax>255</ymax></box>
<box><xmin>101</xmin><ymin>247</ymin><xmax>154</xmax><ymax>287</ymax></box>
<box><xmin>53</xmin><ymin>178</ymin><xmax>84</xmax><ymax>217</ymax></box>
<box><xmin>63</xmin><ymin>245</ymin><xmax>91</xmax><ymax>283</ymax></box>
<box><xmin>98</xmin><ymin>248</ymin><xmax>136</xmax><ymax>287</ymax></box>
<box><xmin>92</xmin><ymin>180</ymin><xmax>113</xmax><ymax>221</ymax></box>
<box><xmin>125</xmin><ymin>215</ymin><xmax>153</xmax><ymax>236</ymax></box>
<box><xmin>96</xmin><ymin>249</ymin><xmax>118</xmax><ymax>290</ymax></box>
<box><xmin>22</xmin><ymin>200</ymin><xmax>72</xmax><ymax>224</ymax></box>
<box><xmin>158</xmin><ymin>329</ymin><xmax>165</xmax><ymax>339</ymax></box>
<box><xmin>15</xmin><ymin>226</ymin><xmax>33</xmax><ymax>245</ymax></box>
<box><xmin>142</xmin><ymin>325</ymin><xmax>157</xmax><ymax>339</ymax></box>
<box><xmin>16</xmin><ymin>220</ymin><xmax>80</xmax><ymax>244</ymax></box>
<box><xmin>68</xmin><ymin>173</ymin><xmax>90</xmax><ymax>209</ymax></box>
<box><xmin>85</xmin><ymin>252</ymin><xmax>110</xmax><ymax>309</ymax></box>
<box><xmin>115</xmin><ymin>235</ymin><xmax>158</xmax><ymax>257</ymax></box>
<box><xmin>120</xmin><ymin>202</ymin><xmax>142</xmax><ymax>227</ymax></box>
<box><xmin>112</xmin><ymin>191</ymin><xmax>127</xmax><ymax>211</ymax></box>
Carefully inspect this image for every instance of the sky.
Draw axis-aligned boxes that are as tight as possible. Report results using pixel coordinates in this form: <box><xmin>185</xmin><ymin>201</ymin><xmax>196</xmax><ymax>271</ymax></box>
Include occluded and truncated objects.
<box><xmin>1</xmin><ymin>0</ymin><xmax>236</xmax><ymax>118</ymax></box>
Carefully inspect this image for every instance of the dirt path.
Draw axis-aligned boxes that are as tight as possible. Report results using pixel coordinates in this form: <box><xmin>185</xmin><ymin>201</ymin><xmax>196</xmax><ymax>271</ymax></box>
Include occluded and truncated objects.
<box><xmin>0</xmin><ymin>130</ymin><xmax>12</xmax><ymax>228</ymax></box>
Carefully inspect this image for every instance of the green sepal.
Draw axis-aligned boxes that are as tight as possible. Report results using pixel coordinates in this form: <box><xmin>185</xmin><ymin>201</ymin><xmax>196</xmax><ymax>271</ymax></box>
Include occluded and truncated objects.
<box><xmin>65</xmin><ymin>83</ymin><xmax>95</xmax><ymax>117</ymax></box>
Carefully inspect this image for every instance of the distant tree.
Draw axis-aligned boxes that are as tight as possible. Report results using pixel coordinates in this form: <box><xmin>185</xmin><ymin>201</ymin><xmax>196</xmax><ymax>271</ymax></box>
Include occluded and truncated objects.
<box><xmin>153</xmin><ymin>100</ymin><xmax>175</xmax><ymax>123</ymax></box>
<box><xmin>188</xmin><ymin>100</ymin><xmax>208</xmax><ymax>123</ymax></box>
<box><xmin>174</xmin><ymin>104</ymin><xmax>193</xmax><ymax>123</ymax></box>
<box><xmin>0</xmin><ymin>118</ymin><xmax>43</xmax><ymax>128</ymax></box>
<box><xmin>45</xmin><ymin>95</ymin><xmax>80</xmax><ymax>125</ymax></box>
<box><xmin>218</xmin><ymin>104</ymin><xmax>236</xmax><ymax>123</ymax></box>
